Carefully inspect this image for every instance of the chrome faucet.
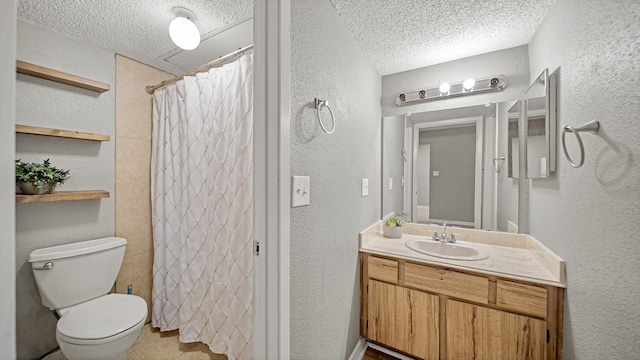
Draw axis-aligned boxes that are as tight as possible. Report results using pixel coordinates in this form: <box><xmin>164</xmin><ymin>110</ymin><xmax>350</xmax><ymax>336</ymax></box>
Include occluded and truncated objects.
<box><xmin>440</xmin><ymin>222</ymin><xmax>447</xmax><ymax>243</ymax></box>
<box><xmin>447</xmin><ymin>233</ymin><xmax>456</xmax><ymax>243</ymax></box>
<box><xmin>432</xmin><ymin>222</ymin><xmax>456</xmax><ymax>243</ymax></box>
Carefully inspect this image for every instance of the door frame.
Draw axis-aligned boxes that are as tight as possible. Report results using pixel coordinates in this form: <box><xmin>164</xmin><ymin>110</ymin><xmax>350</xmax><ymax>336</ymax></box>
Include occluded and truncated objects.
<box><xmin>253</xmin><ymin>1</ymin><xmax>291</xmax><ymax>358</ymax></box>
<box><xmin>0</xmin><ymin>1</ymin><xmax>16</xmax><ymax>358</ymax></box>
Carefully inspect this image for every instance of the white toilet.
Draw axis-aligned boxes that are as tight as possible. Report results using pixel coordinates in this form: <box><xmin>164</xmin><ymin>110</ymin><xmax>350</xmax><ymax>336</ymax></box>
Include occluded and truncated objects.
<box><xmin>29</xmin><ymin>237</ymin><xmax>148</xmax><ymax>360</ymax></box>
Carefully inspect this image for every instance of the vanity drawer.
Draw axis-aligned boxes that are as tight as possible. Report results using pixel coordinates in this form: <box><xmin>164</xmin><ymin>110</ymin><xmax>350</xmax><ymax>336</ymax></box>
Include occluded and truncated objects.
<box><xmin>404</xmin><ymin>263</ymin><xmax>489</xmax><ymax>304</ymax></box>
<box><xmin>496</xmin><ymin>280</ymin><xmax>548</xmax><ymax>318</ymax></box>
<box><xmin>367</xmin><ymin>256</ymin><xmax>398</xmax><ymax>284</ymax></box>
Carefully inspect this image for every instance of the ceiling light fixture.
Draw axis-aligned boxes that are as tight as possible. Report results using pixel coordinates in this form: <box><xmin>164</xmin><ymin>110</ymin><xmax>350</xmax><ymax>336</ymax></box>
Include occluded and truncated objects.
<box><xmin>169</xmin><ymin>7</ymin><xmax>201</xmax><ymax>51</ymax></box>
<box><xmin>394</xmin><ymin>75</ymin><xmax>508</xmax><ymax>106</ymax></box>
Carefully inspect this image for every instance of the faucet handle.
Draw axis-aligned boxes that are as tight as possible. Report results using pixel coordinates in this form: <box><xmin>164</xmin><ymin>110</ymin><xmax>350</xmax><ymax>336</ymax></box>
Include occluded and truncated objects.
<box><xmin>432</xmin><ymin>231</ymin><xmax>440</xmax><ymax>242</ymax></box>
<box><xmin>447</xmin><ymin>233</ymin><xmax>456</xmax><ymax>243</ymax></box>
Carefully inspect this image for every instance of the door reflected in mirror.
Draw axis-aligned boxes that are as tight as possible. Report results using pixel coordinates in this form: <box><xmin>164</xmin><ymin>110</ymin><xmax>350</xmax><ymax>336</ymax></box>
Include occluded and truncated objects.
<box><xmin>413</xmin><ymin>118</ymin><xmax>482</xmax><ymax>229</ymax></box>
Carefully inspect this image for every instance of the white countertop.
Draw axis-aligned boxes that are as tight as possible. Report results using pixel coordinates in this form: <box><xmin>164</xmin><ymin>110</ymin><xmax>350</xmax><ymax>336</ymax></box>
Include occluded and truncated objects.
<box><xmin>360</xmin><ymin>221</ymin><xmax>566</xmax><ymax>288</ymax></box>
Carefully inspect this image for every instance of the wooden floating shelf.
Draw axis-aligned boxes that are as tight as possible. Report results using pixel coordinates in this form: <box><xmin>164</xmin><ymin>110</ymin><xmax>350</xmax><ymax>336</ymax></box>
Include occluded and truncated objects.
<box><xmin>16</xmin><ymin>124</ymin><xmax>110</xmax><ymax>142</ymax></box>
<box><xmin>16</xmin><ymin>190</ymin><xmax>110</xmax><ymax>203</ymax></box>
<box><xmin>16</xmin><ymin>60</ymin><xmax>110</xmax><ymax>93</ymax></box>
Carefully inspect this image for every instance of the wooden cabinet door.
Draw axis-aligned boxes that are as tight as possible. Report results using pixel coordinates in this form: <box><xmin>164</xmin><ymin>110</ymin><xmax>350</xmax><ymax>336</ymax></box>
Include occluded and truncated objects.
<box><xmin>368</xmin><ymin>280</ymin><xmax>439</xmax><ymax>360</ymax></box>
<box><xmin>446</xmin><ymin>299</ymin><xmax>546</xmax><ymax>360</ymax></box>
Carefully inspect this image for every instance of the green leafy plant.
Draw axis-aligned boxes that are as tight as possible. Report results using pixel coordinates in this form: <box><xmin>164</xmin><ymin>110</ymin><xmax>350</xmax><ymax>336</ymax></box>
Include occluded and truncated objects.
<box><xmin>15</xmin><ymin>159</ymin><xmax>70</xmax><ymax>189</ymax></box>
<box><xmin>385</xmin><ymin>211</ymin><xmax>409</xmax><ymax>227</ymax></box>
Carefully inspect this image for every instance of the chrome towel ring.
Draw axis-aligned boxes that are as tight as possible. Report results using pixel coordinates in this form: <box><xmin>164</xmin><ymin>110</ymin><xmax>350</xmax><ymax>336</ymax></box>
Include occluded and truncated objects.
<box><xmin>562</xmin><ymin>120</ymin><xmax>600</xmax><ymax>168</ymax></box>
<box><xmin>315</xmin><ymin>98</ymin><xmax>336</xmax><ymax>134</ymax></box>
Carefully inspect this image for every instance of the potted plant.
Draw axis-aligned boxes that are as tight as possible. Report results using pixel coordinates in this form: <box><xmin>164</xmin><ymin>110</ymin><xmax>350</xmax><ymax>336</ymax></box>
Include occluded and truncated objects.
<box><xmin>383</xmin><ymin>212</ymin><xmax>408</xmax><ymax>238</ymax></box>
<box><xmin>15</xmin><ymin>159</ymin><xmax>70</xmax><ymax>195</ymax></box>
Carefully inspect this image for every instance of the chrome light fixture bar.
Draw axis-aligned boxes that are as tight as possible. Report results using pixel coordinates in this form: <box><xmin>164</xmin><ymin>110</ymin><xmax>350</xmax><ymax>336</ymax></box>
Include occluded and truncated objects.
<box><xmin>394</xmin><ymin>75</ymin><xmax>508</xmax><ymax>106</ymax></box>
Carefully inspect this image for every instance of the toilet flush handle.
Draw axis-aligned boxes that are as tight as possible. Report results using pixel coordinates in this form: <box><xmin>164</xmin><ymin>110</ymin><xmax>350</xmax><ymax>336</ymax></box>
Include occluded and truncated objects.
<box><xmin>33</xmin><ymin>262</ymin><xmax>54</xmax><ymax>270</ymax></box>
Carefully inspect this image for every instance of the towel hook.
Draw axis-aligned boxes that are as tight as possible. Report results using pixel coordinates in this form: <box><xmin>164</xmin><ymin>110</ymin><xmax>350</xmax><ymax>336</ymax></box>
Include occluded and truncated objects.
<box><xmin>315</xmin><ymin>98</ymin><xmax>336</xmax><ymax>134</ymax></box>
<box><xmin>562</xmin><ymin>120</ymin><xmax>600</xmax><ymax>168</ymax></box>
<box><xmin>493</xmin><ymin>155</ymin><xmax>506</xmax><ymax>173</ymax></box>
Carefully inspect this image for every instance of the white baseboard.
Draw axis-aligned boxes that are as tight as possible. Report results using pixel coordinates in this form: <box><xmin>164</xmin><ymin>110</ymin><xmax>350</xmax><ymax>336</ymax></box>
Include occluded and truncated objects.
<box><xmin>367</xmin><ymin>343</ymin><xmax>415</xmax><ymax>360</ymax></box>
<box><xmin>347</xmin><ymin>339</ymin><xmax>368</xmax><ymax>360</ymax></box>
<box><xmin>348</xmin><ymin>340</ymin><xmax>416</xmax><ymax>360</ymax></box>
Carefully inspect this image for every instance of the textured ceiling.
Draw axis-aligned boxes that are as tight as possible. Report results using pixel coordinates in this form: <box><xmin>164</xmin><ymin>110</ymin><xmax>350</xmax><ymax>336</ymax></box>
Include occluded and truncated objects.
<box><xmin>329</xmin><ymin>0</ymin><xmax>555</xmax><ymax>75</ymax></box>
<box><xmin>17</xmin><ymin>0</ymin><xmax>554</xmax><ymax>76</ymax></box>
<box><xmin>17</xmin><ymin>0</ymin><xmax>252</xmax><ymax>74</ymax></box>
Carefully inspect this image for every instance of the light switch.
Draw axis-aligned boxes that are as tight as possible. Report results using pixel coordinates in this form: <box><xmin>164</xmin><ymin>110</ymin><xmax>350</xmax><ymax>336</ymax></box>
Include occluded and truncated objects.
<box><xmin>388</xmin><ymin>177</ymin><xmax>393</xmax><ymax>190</ymax></box>
<box><xmin>433</xmin><ymin>170</ymin><xmax>440</xmax><ymax>177</ymax></box>
<box><xmin>291</xmin><ymin>176</ymin><xmax>310</xmax><ymax>207</ymax></box>
<box><xmin>361</xmin><ymin>178</ymin><xmax>369</xmax><ymax>197</ymax></box>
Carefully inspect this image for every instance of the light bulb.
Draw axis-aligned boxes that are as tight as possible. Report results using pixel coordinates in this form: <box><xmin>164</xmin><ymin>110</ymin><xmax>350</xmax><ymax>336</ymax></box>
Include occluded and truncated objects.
<box><xmin>169</xmin><ymin>17</ymin><xmax>200</xmax><ymax>50</ymax></box>
<box><xmin>463</xmin><ymin>78</ymin><xmax>475</xmax><ymax>91</ymax></box>
<box><xmin>439</xmin><ymin>82</ymin><xmax>450</xmax><ymax>95</ymax></box>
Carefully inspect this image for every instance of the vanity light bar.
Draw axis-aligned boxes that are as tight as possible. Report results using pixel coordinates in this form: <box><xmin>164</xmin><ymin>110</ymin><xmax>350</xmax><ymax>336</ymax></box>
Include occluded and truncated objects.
<box><xmin>394</xmin><ymin>75</ymin><xmax>508</xmax><ymax>106</ymax></box>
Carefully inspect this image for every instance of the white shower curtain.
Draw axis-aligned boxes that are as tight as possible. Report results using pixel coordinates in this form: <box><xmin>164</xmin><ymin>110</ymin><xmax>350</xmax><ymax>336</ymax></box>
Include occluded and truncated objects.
<box><xmin>151</xmin><ymin>53</ymin><xmax>253</xmax><ymax>360</ymax></box>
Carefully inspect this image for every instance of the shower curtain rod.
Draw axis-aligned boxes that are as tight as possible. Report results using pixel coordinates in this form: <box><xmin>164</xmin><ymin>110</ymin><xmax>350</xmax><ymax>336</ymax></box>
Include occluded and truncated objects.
<box><xmin>145</xmin><ymin>44</ymin><xmax>254</xmax><ymax>94</ymax></box>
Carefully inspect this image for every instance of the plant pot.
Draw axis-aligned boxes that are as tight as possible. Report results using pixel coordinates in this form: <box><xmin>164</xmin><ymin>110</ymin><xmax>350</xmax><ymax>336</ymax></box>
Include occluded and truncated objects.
<box><xmin>383</xmin><ymin>225</ymin><xmax>403</xmax><ymax>238</ymax></box>
<box><xmin>18</xmin><ymin>181</ymin><xmax>55</xmax><ymax>195</ymax></box>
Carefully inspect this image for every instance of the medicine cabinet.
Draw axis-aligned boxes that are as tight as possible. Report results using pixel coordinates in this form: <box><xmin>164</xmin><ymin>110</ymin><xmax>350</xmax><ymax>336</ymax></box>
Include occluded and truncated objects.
<box><xmin>508</xmin><ymin>68</ymin><xmax>558</xmax><ymax>179</ymax></box>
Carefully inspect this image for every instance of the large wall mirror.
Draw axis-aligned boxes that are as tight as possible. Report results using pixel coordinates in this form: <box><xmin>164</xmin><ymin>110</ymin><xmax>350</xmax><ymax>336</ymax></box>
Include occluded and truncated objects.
<box><xmin>382</xmin><ymin>102</ymin><xmax>519</xmax><ymax>232</ymax></box>
<box><xmin>508</xmin><ymin>68</ymin><xmax>558</xmax><ymax>179</ymax></box>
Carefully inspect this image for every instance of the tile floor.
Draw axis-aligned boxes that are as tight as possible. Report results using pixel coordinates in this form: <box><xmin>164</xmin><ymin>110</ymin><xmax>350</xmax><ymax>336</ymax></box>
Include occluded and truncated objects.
<box><xmin>127</xmin><ymin>324</ymin><xmax>227</xmax><ymax>360</ymax></box>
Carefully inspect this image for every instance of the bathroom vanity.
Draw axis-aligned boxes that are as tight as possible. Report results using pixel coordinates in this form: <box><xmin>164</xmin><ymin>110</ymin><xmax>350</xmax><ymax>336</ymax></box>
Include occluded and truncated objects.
<box><xmin>359</xmin><ymin>221</ymin><xmax>565</xmax><ymax>360</ymax></box>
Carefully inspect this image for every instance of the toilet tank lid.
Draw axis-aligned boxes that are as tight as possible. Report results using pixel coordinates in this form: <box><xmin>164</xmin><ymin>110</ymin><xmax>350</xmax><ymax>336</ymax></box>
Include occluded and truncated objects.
<box><xmin>29</xmin><ymin>237</ymin><xmax>127</xmax><ymax>263</ymax></box>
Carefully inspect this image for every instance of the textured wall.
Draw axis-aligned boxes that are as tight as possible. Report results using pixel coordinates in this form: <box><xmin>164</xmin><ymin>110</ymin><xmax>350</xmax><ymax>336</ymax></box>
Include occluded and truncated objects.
<box><xmin>527</xmin><ymin>0</ymin><xmax>640</xmax><ymax>358</ymax></box>
<box><xmin>382</xmin><ymin>45</ymin><xmax>530</xmax><ymax>117</ymax></box>
<box><xmin>0</xmin><ymin>1</ymin><xmax>16</xmax><ymax>358</ymax></box>
<box><xmin>114</xmin><ymin>55</ymin><xmax>171</xmax><ymax>323</ymax></box>
<box><xmin>290</xmin><ymin>0</ymin><xmax>381</xmax><ymax>358</ymax></box>
<box><xmin>15</xmin><ymin>20</ymin><xmax>116</xmax><ymax>359</ymax></box>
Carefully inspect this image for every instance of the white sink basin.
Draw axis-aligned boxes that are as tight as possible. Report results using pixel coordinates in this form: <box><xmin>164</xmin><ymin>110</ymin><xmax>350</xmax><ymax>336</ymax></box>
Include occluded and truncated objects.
<box><xmin>405</xmin><ymin>239</ymin><xmax>489</xmax><ymax>261</ymax></box>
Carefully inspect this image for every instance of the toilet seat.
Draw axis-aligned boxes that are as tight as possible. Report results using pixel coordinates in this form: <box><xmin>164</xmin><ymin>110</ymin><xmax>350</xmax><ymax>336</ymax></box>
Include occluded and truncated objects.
<box><xmin>57</xmin><ymin>294</ymin><xmax>147</xmax><ymax>345</ymax></box>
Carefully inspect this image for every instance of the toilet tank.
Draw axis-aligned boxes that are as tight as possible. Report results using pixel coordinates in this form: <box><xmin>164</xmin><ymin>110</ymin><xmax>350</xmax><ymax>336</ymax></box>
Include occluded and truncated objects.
<box><xmin>29</xmin><ymin>237</ymin><xmax>128</xmax><ymax>310</ymax></box>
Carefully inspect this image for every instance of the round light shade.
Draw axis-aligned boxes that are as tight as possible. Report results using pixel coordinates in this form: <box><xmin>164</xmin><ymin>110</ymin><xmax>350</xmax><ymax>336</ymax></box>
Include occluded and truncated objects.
<box><xmin>463</xmin><ymin>78</ymin><xmax>476</xmax><ymax>91</ymax></box>
<box><xmin>439</xmin><ymin>82</ymin><xmax>451</xmax><ymax>94</ymax></box>
<box><xmin>169</xmin><ymin>17</ymin><xmax>200</xmax><ymax>50</ymax></box>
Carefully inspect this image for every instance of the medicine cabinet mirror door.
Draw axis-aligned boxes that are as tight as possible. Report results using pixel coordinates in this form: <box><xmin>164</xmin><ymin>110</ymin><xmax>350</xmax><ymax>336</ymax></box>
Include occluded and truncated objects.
<box><xmin>525</xmin><ymin>68</ymin><xmax>557</xmax><ymax>179</ymax></box>
<box><xmin>507</xmin><ymin>101</ymin><xmax>521</xmax><ymax>178</ymax></box>
<box><xmin>508</xmin><ymin>68</ymin><xmax>558</xmax><ymax>179</ymax></box>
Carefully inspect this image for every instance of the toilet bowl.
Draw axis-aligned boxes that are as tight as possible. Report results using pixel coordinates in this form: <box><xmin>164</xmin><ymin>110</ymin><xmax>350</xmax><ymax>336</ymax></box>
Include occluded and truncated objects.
<box><xmin>29</xmin><ymin>237</ymin><xmax>148</xmax><ymax>360</ymax></box>
<box><xmin>56</xmin><ymin>294</ymin><xmax>147</xmax><ymax>360</ymax></box>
